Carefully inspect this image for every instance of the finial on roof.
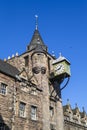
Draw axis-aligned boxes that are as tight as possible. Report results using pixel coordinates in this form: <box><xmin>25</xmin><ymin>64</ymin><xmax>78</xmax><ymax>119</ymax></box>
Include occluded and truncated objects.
<box><xmin>59</xmin><ymin>52</ymin><xmax>62</xmax><ymax>57</ymax></box>
<box><xmin>4</xmin><ymin>58</ymin><xmax>6</xmax><ymax>61</ymax></box>
<box><xmin>67</xmin><ymin>99</ymin><xmax>70</xmax><ymax>105</ymax></box>
<box><xmin>16</xmin><ymin>52</ymin><xmax>18</xmax><ymax>56</ymax></box>
<box><xmin>8</xmin><ymin>56</ymin><xmax>11</xmax><ymax>60</ymax></box>
<box><xmin>35</xmin><ymin>15</ymin><xmax>38</xmax><ymax>30</ymax></box>
<box><xmin>82</xmin><ymin>107</ymin><xmax>85</xmax><ymax>112</ymax></box>
<box><xmin>75</xmin><ymin>103</ymin><xmax>78</xmax><ymax>108</ymax></box>
<box><xmin>52</xmin><ymin>51</ymin><xmax>55</xmax><ymax>57</ymax></box>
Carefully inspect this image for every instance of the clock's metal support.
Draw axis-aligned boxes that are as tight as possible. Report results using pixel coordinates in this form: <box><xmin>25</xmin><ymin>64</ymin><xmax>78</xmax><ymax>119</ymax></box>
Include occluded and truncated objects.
<box><xmin>55</xmin><ymin>76</ymin><xmax>70</xmax><ymax>98</ymax></box>
<box><xmin>50</xmin><ymin>74</ymin><xmax>70</xmax><ymax>101</ymax></box>
<box><xmin>60</xmin><ymin>77</ymin><xmax>70</xmax><ymax>91</ymax></box>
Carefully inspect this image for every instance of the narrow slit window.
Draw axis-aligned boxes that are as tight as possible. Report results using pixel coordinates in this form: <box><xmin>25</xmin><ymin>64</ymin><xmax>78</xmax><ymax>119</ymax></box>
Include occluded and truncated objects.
<box><xmin>49</xmin><ymin>106</ymin><xmax>54</xmax><ymax>117</ymax></box>
<box><xmin>24</xmin><ymin>56</ymin><xmax>29</xmax><ymax>66</ymax></box>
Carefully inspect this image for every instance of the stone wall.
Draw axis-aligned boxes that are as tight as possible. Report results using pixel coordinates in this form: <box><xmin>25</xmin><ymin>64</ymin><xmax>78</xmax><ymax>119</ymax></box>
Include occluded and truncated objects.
<box><xmin>63</xmin><ymin>104</ymin><xmax>87</xmax><ymax>130</ymax></box>
<box><xmin>0</xmin><ymin>73</ymin><xmax>15</xmax><ymax>129</ymax></box>
<box><xmin>6</xmin><ymin>49</ymin><xmax>64</xmax><ymax>130</ymax></box>
<box><xmin>0</xmin><ymin>49</ymin><xmax>87</xmax><ymax>130</ymax></box>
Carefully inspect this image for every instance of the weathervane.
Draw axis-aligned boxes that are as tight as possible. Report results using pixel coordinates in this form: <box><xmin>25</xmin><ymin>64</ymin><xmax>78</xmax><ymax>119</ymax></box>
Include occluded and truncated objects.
<box><xmin>35</xmin><ymin>15</ymin><xmax>38</xmax><ymax>30</ymax></box>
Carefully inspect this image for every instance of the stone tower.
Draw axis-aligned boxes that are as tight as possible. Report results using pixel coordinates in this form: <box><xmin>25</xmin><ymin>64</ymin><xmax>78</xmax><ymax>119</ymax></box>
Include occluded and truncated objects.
<box><xmin>26</xmin><ymin>27</ymin><xmax>64</xmax><ymax>130</ymax></box>
<box><xmin>1</xmin><ymin>24</ymin><xmax>64</xmax><ymax>130</ymax></box>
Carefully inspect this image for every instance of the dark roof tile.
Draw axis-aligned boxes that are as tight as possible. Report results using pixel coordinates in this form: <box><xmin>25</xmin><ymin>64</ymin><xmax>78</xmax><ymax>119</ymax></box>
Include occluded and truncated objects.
<box><xmin>0</xmin><ymin>59</ymin><xmax>19</xmax><ymax>78</ymax></box>
<box><xmin>27</xmin><ymin>29</ymin><xmax>47</xmax><ymax>52</ymax></box>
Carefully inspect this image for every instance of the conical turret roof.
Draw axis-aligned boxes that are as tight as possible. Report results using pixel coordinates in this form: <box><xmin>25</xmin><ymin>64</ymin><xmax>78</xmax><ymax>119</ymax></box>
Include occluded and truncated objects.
<box><xmin>27</xmin><ymin>29</ymin><xmax>47</xmax><ymax>52</ymax></box>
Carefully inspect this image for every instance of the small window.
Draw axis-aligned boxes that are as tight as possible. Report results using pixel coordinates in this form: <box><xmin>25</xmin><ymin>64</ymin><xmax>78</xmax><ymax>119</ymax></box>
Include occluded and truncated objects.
<box><xmin>31</xmin><ymin>106</ymin><xmax>37</xmax><ymax>120</ymax></box>
<box><xmin>24</xmin><ymin>55</ymin><xmax>29</xmax><ymax>66</ymax></box>
<box><xmin>31</xmin><ymin>88</ymin><xmax>37</xmax><ymax>95</ymax></box>
<box><xmin>0</xmin><ymin>123</ymin><xmax>5</xmax><ymax>130</ymax></box>
<box><xmin>0</xmin><ymin>83</ymin><xmax>7</xmax><ymax>95</ymax></box>
<box><xmin>50</xmin><ymin>124</ymin><xmax>56</xmax><ymax>130</ymax></box>
<box><xmin>49</xmin><ymin>106</ymin><xmax>54</xmax><ymax>117</ymax></box>
<box><xmin>19</xmin><ymin>102</ymin><xmax>26</xmax><ymax>117</ymax></box>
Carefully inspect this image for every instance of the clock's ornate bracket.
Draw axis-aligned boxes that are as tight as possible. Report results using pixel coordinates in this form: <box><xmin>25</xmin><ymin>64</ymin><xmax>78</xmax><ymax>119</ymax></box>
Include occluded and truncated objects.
<box><xmin>49</xmin><ymin>54</ymin><xmax>71</xmax><ymax>101</ymax></box>
<box><xmin>49</xmin><ymin>75</ymin><xmax>70</xmax><ymax>101</ymax></box>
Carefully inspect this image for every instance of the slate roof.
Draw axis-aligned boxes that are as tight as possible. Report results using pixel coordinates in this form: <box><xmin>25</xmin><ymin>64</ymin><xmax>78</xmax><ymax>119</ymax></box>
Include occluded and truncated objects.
<box><xmin>0</xmin><ymin>59</ymin><xmax>19</xmax><ymax>78</ymax></box>
<box><xmin>52</xmin><ymin>54</ymin><xmax>70</xmax><ymax>65</ymax></box>
<box><xmin>27</xmin><ymin>29</ymin><xmax>47</xmax><ymax>52</ymax></box>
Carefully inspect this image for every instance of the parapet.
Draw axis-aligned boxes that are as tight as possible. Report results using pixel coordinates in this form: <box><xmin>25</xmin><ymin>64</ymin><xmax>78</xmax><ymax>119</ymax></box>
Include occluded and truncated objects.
<box><xmin>63</xmin><ymin>104</ymin><xmax>87</xmax><ymax>126</ymax></box>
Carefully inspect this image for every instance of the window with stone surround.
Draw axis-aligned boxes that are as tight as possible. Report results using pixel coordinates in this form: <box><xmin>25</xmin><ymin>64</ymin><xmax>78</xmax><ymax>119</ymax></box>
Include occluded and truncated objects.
<box><xmin>49</xmin><ymin>106</ymin><xmax>54</xmax><ymax>117</ymax></box>
<box><xmin>31</xmin><ymin>105</ymin><xmax>37</xmax><ymax>120</ymax></box>
<box><xmin>0</xmin><ymin>83</ymin><xmax>7</xmax><ymax>95</ymax></box>
<box><xmin>50</xmin><ymin>124</ymin><xmax>56</xmax><ymax>130</ymax></box>
<box><xmin>0</xmin><ymin>123</ymin><xmax>5</xmax><ymax>130</ymax></box>
<box><xmin>31</xmin><ymin>88</ymin><xmax>37</xmax><ymax>95</ymax></box>
<box><xmin>19</xmin><ymin>102</ymin><xmax>26</xmax><ymax>117</ymax></box>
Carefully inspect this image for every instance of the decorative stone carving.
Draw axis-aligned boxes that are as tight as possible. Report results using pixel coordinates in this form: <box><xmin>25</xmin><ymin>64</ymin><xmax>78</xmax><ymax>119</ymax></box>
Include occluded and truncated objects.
<box><xmin>32</xmin><ymin>66</ymin><xmax>40</xmax><ymax>74</ymax></box>
<box><xmin>41</xmin><ymin>67</ymin><xmax>46</xmax><ymax>74</ymax></box>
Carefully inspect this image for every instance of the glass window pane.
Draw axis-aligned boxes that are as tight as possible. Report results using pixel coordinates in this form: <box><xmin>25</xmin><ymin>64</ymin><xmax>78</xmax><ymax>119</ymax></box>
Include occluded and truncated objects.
<box><xmin>0</xmin><ymin>83</ymin><xmax>7</xmax><ymax>95</ymax></box>
<box><xmin>19</xmin><ymin>102</ymin><xmax>26</xmax><ymax>117</ymax></box>
<box><xmin>31</xmin><ymin>106</ymin><xmax>37</xmax><ymax>120</ymax></box>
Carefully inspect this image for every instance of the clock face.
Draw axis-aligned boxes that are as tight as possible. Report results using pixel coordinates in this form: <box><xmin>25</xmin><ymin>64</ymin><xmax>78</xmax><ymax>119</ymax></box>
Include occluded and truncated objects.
<box><xmin>55</xmin><ymin>63</ymin><xmax>64</xmax><ymax>74</ymax></box>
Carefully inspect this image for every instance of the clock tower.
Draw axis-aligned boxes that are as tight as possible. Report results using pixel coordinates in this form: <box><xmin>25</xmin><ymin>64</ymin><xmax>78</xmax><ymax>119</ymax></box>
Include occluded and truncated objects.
<box><xmin>6</xmin><ymin>17</ymin><xmax>71</xmax><ymax>130</ymax></box>
<box><xmin>26</xmin><ymin>24</ymin><xmax>68</xmax><ymax>130</ymax></box>
<box><xmin>26</xmin><ymin>18</ymin><xmax>71</xmax><ymax>129</ymax></box>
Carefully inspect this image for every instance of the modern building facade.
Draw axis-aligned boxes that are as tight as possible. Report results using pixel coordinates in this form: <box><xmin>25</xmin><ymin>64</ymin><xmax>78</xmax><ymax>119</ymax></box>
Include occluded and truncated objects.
<box><xmin>0</xmin><ymin>25</ymin><xmax>87</xmax><ymax>130</ymax></box>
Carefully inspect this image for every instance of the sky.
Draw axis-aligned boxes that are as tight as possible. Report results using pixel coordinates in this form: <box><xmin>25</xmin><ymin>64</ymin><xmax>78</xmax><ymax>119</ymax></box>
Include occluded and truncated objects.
<box><xmin>0</xmin><ymin>0</ymin><xmax>87</xmax><ymax>112</ymax></box>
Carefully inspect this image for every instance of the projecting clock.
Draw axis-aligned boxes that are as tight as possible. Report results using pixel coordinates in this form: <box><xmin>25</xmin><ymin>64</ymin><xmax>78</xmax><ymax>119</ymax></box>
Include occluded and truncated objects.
<box><xmin>55</xmin><ymin>63</ymin><xmax>64</xmax><ymax>74</ymax></box>
<box><xmin>51</xmin><ymin>54</ymin><xmax>71</xmax><ymax>78</ymax></box>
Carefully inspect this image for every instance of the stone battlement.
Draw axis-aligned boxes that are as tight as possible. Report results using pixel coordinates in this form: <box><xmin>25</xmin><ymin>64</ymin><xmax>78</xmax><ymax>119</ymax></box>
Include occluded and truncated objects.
<box><xmin>63</xmin><ymin>104</ymin><xmax>87</xmax><ymax>126</ymax></box>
